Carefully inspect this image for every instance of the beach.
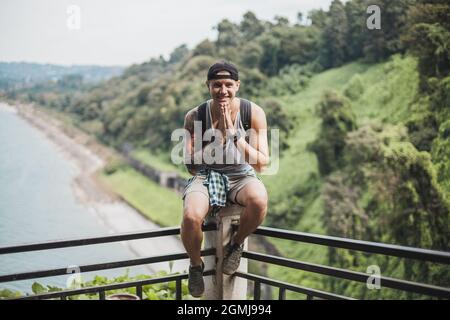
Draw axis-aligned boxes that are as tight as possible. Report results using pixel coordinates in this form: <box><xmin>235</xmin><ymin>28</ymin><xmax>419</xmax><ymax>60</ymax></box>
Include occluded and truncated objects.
<box><xmin>1</xmin><ymin>101</ymin><xmax>188</xmax><ymax>274</ymax></box>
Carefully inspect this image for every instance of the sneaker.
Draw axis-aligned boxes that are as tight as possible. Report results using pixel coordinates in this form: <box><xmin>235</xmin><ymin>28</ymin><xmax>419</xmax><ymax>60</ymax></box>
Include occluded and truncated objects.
<box><xmin>222</xmin><ymin>242</ymin><xmax>244</xmax><ymax>275</ymax></box>
<box><xmin>188</xmin><ymin>261</ymin><xmax>205</xmax><ymax>297</ymax></box>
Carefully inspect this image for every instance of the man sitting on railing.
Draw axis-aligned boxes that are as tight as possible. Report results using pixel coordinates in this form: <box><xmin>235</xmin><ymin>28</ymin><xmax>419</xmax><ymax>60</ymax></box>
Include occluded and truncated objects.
<box><xmin>180</xmin><ymin>61</ymin><xmax>269</xmax><ymax>297</ymax></box>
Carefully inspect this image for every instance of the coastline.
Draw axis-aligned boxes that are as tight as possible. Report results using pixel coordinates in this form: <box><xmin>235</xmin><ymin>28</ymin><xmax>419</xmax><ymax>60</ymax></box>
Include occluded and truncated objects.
<box><xmin>1</xmin><ymin>101</ymin><xmax>188</xmax><ymax>274</ymax></box>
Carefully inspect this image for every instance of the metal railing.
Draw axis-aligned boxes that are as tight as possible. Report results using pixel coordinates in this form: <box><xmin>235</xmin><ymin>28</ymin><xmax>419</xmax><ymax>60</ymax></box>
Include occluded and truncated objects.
<box><xmin>0</xmin><ymin>225</ymin><xmax>216</xmax><ymax>300</ymax></box>
<box><xmin>237</xmin><ymin>227</ymin><xmax>450</xmax><ymax>300</ymax></box>
<box><xmin>1</xmin><ymin>224</ymin><xmax>449</xmax><ymax>300</ymax></box>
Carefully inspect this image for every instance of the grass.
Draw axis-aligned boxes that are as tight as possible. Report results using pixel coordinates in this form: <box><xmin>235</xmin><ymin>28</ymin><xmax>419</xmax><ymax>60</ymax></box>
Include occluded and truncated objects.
<box><xmin>348</xmin><ymin>55</ymin><xmax>419</xmax><ymax>124</ymax></box>
<box><xmin>99</xmin><ymin>166</ymin><xmax>183</xmax><ymax>227</ymax></box>
<box><xmin>132</xmin><ymin>149</ymin><xmax>191</xmax><ymax>179</ymax></box>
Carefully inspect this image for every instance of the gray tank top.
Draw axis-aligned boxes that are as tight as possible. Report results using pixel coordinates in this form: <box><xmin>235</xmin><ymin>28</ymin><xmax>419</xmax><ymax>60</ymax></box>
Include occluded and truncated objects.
<box><xmin>204</xmin><ymin>99</ymin><xmax>253</xmax><ymax>176</ymax></box>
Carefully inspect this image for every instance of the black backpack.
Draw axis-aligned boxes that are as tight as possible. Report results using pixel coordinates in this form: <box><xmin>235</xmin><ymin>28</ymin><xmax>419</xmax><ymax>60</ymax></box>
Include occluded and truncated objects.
<box><xmin>197</xmin><ymin>98</ymin><xmax>252</xmax><ymax>144</ymax></box>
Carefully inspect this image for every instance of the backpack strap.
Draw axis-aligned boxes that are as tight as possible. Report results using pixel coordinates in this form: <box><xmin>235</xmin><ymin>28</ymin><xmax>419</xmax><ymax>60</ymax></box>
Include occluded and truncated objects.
<box><xmin>197</xmin><ymin>102</ymin><xmax>208</xmax><ymax>137</ymax></box>
<box><xmin>239</xmin><ymin>98</ymin><xmax>252</xmax><ymax>131</ymax></box>
<box><xmin>196</xmin><ymin>102</ymin><xmax>208</xmax><ymax>147</ymax></box>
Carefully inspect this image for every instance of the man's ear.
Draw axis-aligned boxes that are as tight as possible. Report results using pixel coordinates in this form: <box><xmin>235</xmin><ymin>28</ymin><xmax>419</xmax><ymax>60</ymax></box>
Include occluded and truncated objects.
<box><xmin>205</xmin><ymin>80</ymin><xmax>210</xmax><ymax>89</ymax></box>
<box><xmin>235</xmin><ymin>80</ymin><xmax>241</xmax><ymax>92</ymax></box>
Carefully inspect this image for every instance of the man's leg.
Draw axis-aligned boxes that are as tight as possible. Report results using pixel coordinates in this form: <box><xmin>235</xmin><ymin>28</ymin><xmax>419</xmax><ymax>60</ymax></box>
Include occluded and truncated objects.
<box><xmin>181</xmin><ymin>191</ymin><xmax>210</xmax><ymax>267</ymax></box>
<box><xmin>181</xmin><ymin>191</ymin><xmax>210</xmax><ymax>297</ymax></box>
<box><xmin>232</xmin><ymin>180</ymin><xmax>268</xmax><ymax>245</ymax></box>
<box><xmin>222</xmin><ymin>179</ymin><xmax>267</xmax><ymax>275</ymax></box>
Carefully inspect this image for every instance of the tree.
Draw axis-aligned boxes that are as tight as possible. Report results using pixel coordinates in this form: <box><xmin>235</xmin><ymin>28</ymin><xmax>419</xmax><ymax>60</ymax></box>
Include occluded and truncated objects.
<box><xmin>257</xmin><ymin>34</ymin><xmax>281</xmax><ymax>76</ymax></box>
<box><xmin>169</xmin><ymin>44</ymin><xmax>189</xmax><ymax>64</ymax></box>
<box><xmin>402</xmin><ymin>0</ymin><xmax>450</xmax><ymax>198</ymax></box>
<box><xmin>215</xmin><ymin>19</ymin><xmax>241</xmax><ymax>48</ymax></box>
<box><xmin>58</xmin><ymin>74</ymin><xmax>83</xmax><ymax>89</ymax></box>
<box><xmin>277</xmin><ymin>25</ymin><xmax>320</xmax><ymax>68</ymax></box>
<box><xmin>308</xmin><ymin>9</ymin><xmax>328</xmax><ymax>29</ymax></box>
<box><xmin>136</xmin><ymin>85</ymin><xmax>151</xmax><ymax>106</ymax></box>
<box><xmin>274</xmin><ymin>15</ymin><xmax>290</xmax><ymax>27</ymax></box>
<box><xmin>236</xmin><ymin>66</ymin><xmax>266</xmax><ymax>99</ymax></box>
<box><xmin>296</xmin><ymin>12</ymin><xmax>304</xmax><ymax>25</ymax></box>
<box><xmin>240</xmin><ymin>42</ymin><xmax>264</xmax><ymax>69</ymax></box>
<box><xmin>240</xmin><ymin>11</ymin><xmax>265</xmax><ymax>40</ymax></box>
<box><xmin>403</xmin><ymin>1</ymin><xmax>450</xmax><ymax>90</ymax></box>
<box><xmin>344</xmin><ymin>0</ymin><xmax>367</xmax><ymax>60</ymax></box>
<box><xmin>259</xmin><ymin>98</ymin><xmax>294</xmax><ymax>152</ymax></box>
<box><xmin>323</xmin><ymin>123</ymin><xmax>450</xmax><ymax>297</ymax></box>
<box><xmin>362</xmin><ymin>0</ymin><xmax>413</xmax><ymax>62</ymax></box>
<box><xmin>192</xmin><ymin>39</ymin><xmax>215</xmax><ymax>57</ymax></box>
<box><xmin>319</xmin><ymin>0</ymin><xmax>349</xmax><ymax>68</ymax></box>
<box><xmin>309</xmin><ymin>91</ymin><xmax>357</xmax><ymax>176</ymax></box>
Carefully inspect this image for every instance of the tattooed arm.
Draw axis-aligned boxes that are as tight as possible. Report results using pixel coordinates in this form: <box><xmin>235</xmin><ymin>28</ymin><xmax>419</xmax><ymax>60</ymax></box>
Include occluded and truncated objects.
<box><xmin>183</xmin><ymin>107</ymin><xmax>203</xmax><ymax>176</ymax></box>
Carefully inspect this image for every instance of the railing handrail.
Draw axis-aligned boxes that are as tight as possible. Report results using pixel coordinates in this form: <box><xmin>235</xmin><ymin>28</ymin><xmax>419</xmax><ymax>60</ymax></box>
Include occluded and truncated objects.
<box><xmin>0</xmin><ymin>224</ymin><xmax>217</xmax><ymax>255</ymax></box>
<box><xmin>254</xmin><ymin>226</ymin><xmax>450</xmax><ymax>264</ymax></box>
<box><xmin>11</xmin><ymin>270</ymin><xmax>216</xmax><ymax>300</ymax></box>
<box><xmin>2</xmin><ymin>225</ymin><xmax>447</xmax><ymax>265</ymax></box>
<box><xmin>0</xmin><ymin>249</ymin><xmax>215</xmax><ymax>283</ymax></box>
<box><xmin>234</xmin><ymin>271</ymin><xmax>355</xmax><ymax>300</ymax></box>
<box><xmin>243</xmin><ymin>250</ymin><xmax>450</xmax><ymax>299</ymax></box>
<box><xmin>1</xmin><ymin>224</ymin><xmax>449</xmax><ymax>300</ymax></box>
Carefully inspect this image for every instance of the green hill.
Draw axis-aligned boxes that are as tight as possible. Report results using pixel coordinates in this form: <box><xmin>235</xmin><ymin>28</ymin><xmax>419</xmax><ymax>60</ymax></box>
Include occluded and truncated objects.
<box><xmin>261</xmin><ymin>55</ymin><xmax>424</xmax><ymax>299</ymax></box>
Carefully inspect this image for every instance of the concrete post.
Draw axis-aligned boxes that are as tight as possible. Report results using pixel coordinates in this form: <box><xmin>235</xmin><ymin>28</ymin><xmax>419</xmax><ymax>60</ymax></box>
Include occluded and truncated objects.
<box><xmin>204</xmin><ymin>204</ymin><xmax>248</xmax><ymax>300</ymax></box>
<box><xmin>158</xmin><ymin>171</ymin><xmax>178</xmax><ymax>188</ymax></box>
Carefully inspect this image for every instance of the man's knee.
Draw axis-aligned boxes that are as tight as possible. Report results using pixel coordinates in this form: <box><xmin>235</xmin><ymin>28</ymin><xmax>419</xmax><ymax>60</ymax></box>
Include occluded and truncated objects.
<box><xmin>182</xmin><ymin>206</ymin><xmax>207</xmax><ymax>229</ymax></box>
<box><xmin>247</xmin><ymin>193</ymin><xmax>268</xmax><ymax>217</ymax></box>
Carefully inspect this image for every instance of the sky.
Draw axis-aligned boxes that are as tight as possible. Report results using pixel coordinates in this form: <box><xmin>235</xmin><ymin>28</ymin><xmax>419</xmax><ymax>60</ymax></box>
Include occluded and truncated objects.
<box><xmin>0</xmin><ymin>0</ymin><xmax>335</xmax><ymax>67</ymax></box>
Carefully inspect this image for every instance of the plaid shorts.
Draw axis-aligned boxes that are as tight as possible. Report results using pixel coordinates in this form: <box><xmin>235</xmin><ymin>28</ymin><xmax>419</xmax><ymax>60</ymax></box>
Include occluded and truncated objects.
<box><xmin>182</xmin><ymin>172</ymin><xmax>264</xmax><ymax>207</ymax></box>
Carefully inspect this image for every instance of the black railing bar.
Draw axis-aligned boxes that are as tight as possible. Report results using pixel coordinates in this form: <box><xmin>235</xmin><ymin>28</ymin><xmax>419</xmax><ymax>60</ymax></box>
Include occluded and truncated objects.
<box><xmin>176</xmin><ymin>279</ymin><xmax>182</xmax><ymax>301</ymax></box>
<box><xmin>0</xmin><ymin>248</ymin><xmax>215</xmax><ymax>283</ymax></box>
<box><xmin>254</xmin><ymin>281</ymin><xmax>261</xmax><ymax>300</ymax></box>
<box><xmin>278</xmin><ymin>287</ymin><xmax>286</xmax><ymax>300</ymax></box>
<box><xmin>235</xmin><ymin>271</ymin><xmax>354</xmax><ymax>300</ymax></box>
<box><xmin>0</xmin><ymin>224</ymin><xmax>217</xmax><ymax>255</ymax></box>
<box><xmin>243</xmin><ymin>251</ymin><xmax>450</xmax><ymax>299</ymax></box>
<box><xmin>12</xmin><ymin>270</ymin><xmax>216</xmax><ymax>300</ymax></box>
<box><xmin>136</xmin><ymin>285</ymin><xmax>143</xmax><ymax>300</ymax></box>
<box><xmin>254</xmin><ymin>227</ymin><xmax>450</xmax><ymax>265</ymax></box>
